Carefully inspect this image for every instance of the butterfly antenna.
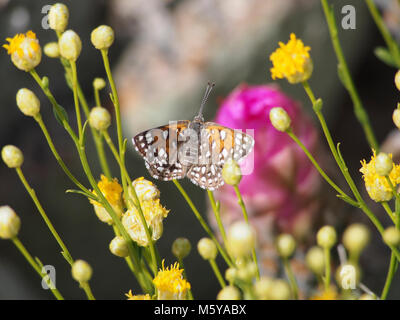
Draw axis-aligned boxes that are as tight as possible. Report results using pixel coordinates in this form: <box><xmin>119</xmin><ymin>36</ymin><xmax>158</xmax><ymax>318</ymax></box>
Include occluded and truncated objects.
<box><xmin>197</xmin><ymin>82</ymin><xmax>215</xmax><ymax>118</ymax></box>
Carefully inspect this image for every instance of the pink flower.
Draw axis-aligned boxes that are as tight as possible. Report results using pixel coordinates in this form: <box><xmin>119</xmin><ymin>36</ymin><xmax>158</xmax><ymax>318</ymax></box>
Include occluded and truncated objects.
<box><xmin>211</xmin><ymin>84</ymin><xmax>321</xmax><ymax>236</ymax></box>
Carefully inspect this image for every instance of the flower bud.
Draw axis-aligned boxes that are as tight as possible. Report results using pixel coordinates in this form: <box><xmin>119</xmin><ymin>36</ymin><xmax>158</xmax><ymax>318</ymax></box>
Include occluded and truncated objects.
<box><xmin>222</xmin><ymin>159</ymin><xmax>242</xmax><ymax>185</ymax></box>
<box><xmin>253</xmin><ymin>276</ymin><xmax>273</xmax><ymax>300</ymax></box>
<box><xmin>197</xmin><ymin>237</ymin><xmax>217</xmax><ymax>260</ymax></box>
<box><xmin>93</xmin><ymin>78</ymin><xmax>106</xmax><ymax>91</ymax></box>
<box><xmin>0</xmin><ymin>206</ymin><xmax>21</xmax><ymax>239</ymax></box>
<box><xmin>237</xmin><ymin>262</ymin><xmax>257</xmax><ymax>282</ymax></box>
<box><xmin>109</xmin><ymin>236</ymin><xmax>129</xmax><ymax>258</ymax></box>
<box><xmin>383</xmin><ymin>226</ymin><xmax>400</xmax><ymax>247</ymax></box>
<box><xmin>43</xmin><ymin>42</ymin><xmax>60</xmax><ymax>58</ymax></box>
<box><xmin>217</xmin><ymin>285</ymin><xmax>241</xmax><ymax>300</ymax></box>
<box><xmin>71</xmin><ymin>260</ymin><xmax>92</xmax><ymax>282</ymax></box>
<box><xmin>305</xmin><ymin>246</ymin><xmax>325</xmax><ymax>275</ymax></box>
<box><xmin>89</xmin><ymin>106</ymin><xmax>111</xmax><ymax>131</ymax></box>
<box><xmin>227</xmin><ymin>221</ymin><xmax>256</xmax><ymax>258</ymax></box>
<box><xmin>342</xmin><ymin>223</ymin><xmax>370</xmax><ymax>253</ymax></box>
<box><xmin>48</xmin><ymin>3</ymin><xmax>69</xmax><ymax>33</ymax></box>
<box><xmin>393</xmin><ymin>108</ymin><xmax>400</xmax><ymax>130</ymax></box>
<box><xmin>132</xmin><ymin>177</ymin><xmax>160</xmax><ymax>201</ymax></box>
<box><xmin>225</xmin><ymin>267</ymin><xmax>237</xmax><ymax>283</ymax></box>
<box><xmin>276</xmin><ymin>233</ymin><xmax>296</xmax><ymax>258</ymax></box>
<box><xmin>16</xmin><ymin>88</ymin><xmax>40</xmax><ymax>117</ymax></box>
<box><xmin>317</xmin><ymin>225</ymin><xmax>337</xmax><ymax>249</ymax></box>
<box><xmin>91</xmin><ymin>25</ymin><xmax>115</xmax><ymax>50</ymax></box>
<box><xmin>59</xmin><ymin>30</ymin><xmax>82</xmax><ymax>61</ymax></box>
<box><xmin>2</xmin><ymin>145</ymin><xmax>24</xmax><ymax>168</ymax></box>
<box><xmin>268</xmin><ymin>279</ymin><xmax>291</xmax><ymax>300</ymax></box>
<box><xmin>374</xmin><ymin>153</ymin><xmax>393</xmax><ymax>176</ymax></box>
<box><xmin>269</xmin><ymin>107</ymin><xmax>291</xmax><ymax>132</ymax></box>
<box><xmin>395</xmin><ymin>70</ymin><xmax>400</xmax><ymax>91</ymax></box>
<box><xmin>172</xmin><ymin>237</ymin><xmax>191</xmax><ymax>259</ymax></box>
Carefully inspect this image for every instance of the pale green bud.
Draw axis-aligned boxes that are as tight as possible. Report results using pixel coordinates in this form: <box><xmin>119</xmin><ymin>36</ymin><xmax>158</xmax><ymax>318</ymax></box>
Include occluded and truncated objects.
<box><xmin>375</xmin><ymin>153</ymin><xmax>393</xmax><ymax>176</ymax></box>
<box><xmin>43</xmin><ymin>42</ymin><xmax>60</xmax><ymax>58</ymax></box>
<box><xmin>317</xmin><ymin>225</ymin><xmax>337</xmax><ymax>249</ymax></box>
<box><xmin>383</xmin><ymin>226</ymin><xmax>400</xmax><ymax>247</ymax></box>
<box><xmin>268</xmin><ymin>279</ymin><xmax>291</xmax><ymax>300</ymax></box>
<box><xmin>89</xmin><ymin>106</ymin><xmax>111</xmax><ymax>131</ymax></box>
<box><xmin>0</xmin><ymin>206</ymin><xmax>21</xmax><ymax>239</ymax></box>
<box><xmin>2</xmin><ymin>145</ymin><xmax>24</xmax><ymax>168</ymax></box>
<box><xmin>269</xmin><ymin>107</ymin><xmax>291</xmax><ymax>132</ymax></box>
<box><xmin>197</xmin><ymin>237</ymin><xmax>217</xmax><ymax>260</ymax></box>
<box><xmin>172</xmin><ymin>237</ymin><xmax>191</xmax><ymax>259</ymax></box>
<box><xmin>393</xmin><ymin>108</ymin><xmax>400</xmax><ymax>130</ymax></box>
<box><xmin>49</xmin><ymin>3</ymin><xmax>69</xmax><ymax>33</ymax></box>
<box><xmin>16</xmin><ymin>88</ymin><xmax>40</xmax><ymax>117</ymax></box>
<box><xmin>109</xmin><ymin>236</ymin><xmax>129</xmax><ymax>257</ymax></box>
<box><xmin>395</xmin><ymin>70</ymin><xmax>400</xmax><ymax>91</ymax></box>
<box><xmin>342</xmin><ymin>223</ymin><xmax>370</xmax><ymax>253</ymax></box>
<box><xmin>306</xmin><ymin>246</ymin><xmax>325</xmax><ymax>275</ymax></box>
<box><xmin>217</xmin><ymin>285</ymin><xmax>241</xmax><ymax>300</ymax></box>
<box><xmin>222</xmin><ymin>159</ymin><xmax>242</xmax><ymax>185</ymax></box>
<box><xmin>276</xmin><ymin>233</ymin><xmax>296</xmax><ymax>258</ymax></box>
<box><xmin>253</xmin><ymin>276</ymin><xmax>273</xmax><ymax>300</ymax></box>
<box><xmin>93</xmin><ymin>78</ymin><xmax>106</xmax><ymax>91</ymax></box>
<box><xmin>91</xmin><ymin>25</ymin><xmax>115</xmax><ymax>50</ymax></box>
<box><xmin>227</xmin><ymin>221</ymin><xmax>256</xmax><ymax>258</ymax></box>
<box><xmin>72</xmin><ymin>260</ymin><xmax>92</xmax><ymax>282</ymax></box>
<box><xmin>59</xmin><ymin>30</ymin><xmax>82</xmax><ymax>61</ymax></box>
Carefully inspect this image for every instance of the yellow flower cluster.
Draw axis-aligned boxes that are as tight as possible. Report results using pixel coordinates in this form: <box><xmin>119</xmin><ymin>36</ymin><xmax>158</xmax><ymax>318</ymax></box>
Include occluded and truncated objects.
<box><xmin>270</xmin><ymin>33</ymin><xmax>313</xmax><ymax>84</ymax></box>
<box><xmin>3</xmin><ymin>30</ymin><xmax>41</xmax><ymax>71</ymax></box>
<box><xmin>125</xmin><ymin>290</ymin><xmax>151</xmax><ymax>300</ymax></box>
<box><xmin>89</xmin><ymin>175</ymin><xmax>123</xmax><ymax>224</ymax></box>
<box><xmin>153</xmin><ymin>261</ymin><xmax>191</xmax><ymax>300</ymax></box>
<box><xmin>360</xmin><ymin>151</ymin><xmax>400</xmax><ymax>202</ymax></box>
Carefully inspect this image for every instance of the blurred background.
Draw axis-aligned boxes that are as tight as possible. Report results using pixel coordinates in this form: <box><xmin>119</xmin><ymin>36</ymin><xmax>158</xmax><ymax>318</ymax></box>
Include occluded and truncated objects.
<box><xmin>1</xmin><ymin>0</ymin><xmax>400</xmax><ymax>299</ymax></box>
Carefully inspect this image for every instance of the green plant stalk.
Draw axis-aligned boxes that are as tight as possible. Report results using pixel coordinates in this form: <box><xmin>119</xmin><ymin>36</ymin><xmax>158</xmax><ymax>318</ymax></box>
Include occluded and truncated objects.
<box><xmin>301</xmin><ymin>81</ymin><xmax>400</xmax><ymax>262</ymax></box>
<box><xmin>30</xmin><ymin>69</ymin><xmax>152</xmax><ymax>294</ymax></box>
<box><xmin>100</xmin><ymin>49</ymin><xmax>124</xmax><ymax>155</ymax></box>
<box><xmin>173</xmin><ymin>179</ymin><xmax>234</xmax><ymax>268</ymax></box>
<box><xmin>207</xmin><ymin>191</ymin><xmax>228</xmax><ymax>247</ymax></box>
<box><xmin>209</xmin><ymin>259</ymin><xmax>226</xmax><ymax>288</ymax></box>
<box><xmin>381</xmin><ymin>252</ymin><xmax>397</xmax><ymax>300</ymax></box>
<box><xmin>233</xmin><ymin>185</ymin><xmax>260</xmax><ymax>280</ymax></box>
<box><xmin>80</xmin><ymin>282</ymin><xmax>95</xmax><ymax>300</ymax></box>
<box><xmin>33</xmin><ymin>114</ymin><xmax>92</xmax><ymax>196</ymax></box>
<box><xmin>323</xmin><ymin>247</ymin><xmax>331</xmax><ymax>291</ymax></box>
<box><xmin>381</xmin><ymin>202</ymin><xmax>396</xmax><ymax>224</ymax></box>
<box><xmin>70</xmin><ymin>61</ymin><xmax>83</xmax><ymax>139</ymax></box>
<box><xmin>102</xmin><ymin>130</ymin><xmax>159</xmax><ymax>275</ymax></box>
<box><xmin>365</xmin><ymin>0</ymin><xmax>400</xmax><ymax>67</ymax></box>
<box><xmin>283</xmin><ymin>258</ymin><xmax>299</xmax><ymax>299</ymax></box>
<box><xmin>12</xmin><ymin>237</ymin><xmax>64</xmax><ymax>300</ymax></box>
<box><xmin>178</xmin><ymin>258</ymin><xmax>194</xmax><ymax>300</ymax></box>
<box><xmin>15</xmin><ymin>167</ymin><xmax>73</xmax><ymax>265</ymax></box>
<box><xmin>320</xmin><ymin>0</ymin><xmax>378</xmax><ymax>151</ymax></box>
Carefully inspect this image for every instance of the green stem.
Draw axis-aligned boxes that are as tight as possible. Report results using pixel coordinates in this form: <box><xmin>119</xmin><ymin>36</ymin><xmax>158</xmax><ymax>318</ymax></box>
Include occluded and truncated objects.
<box><xmin>15</xmin><ymin>167</ymin><xmax>73</xmax><ymax>265</ymax></box>
<box><xmin>283</xmin><ymin>258</ymin><xmax>299</xmax><ymax>300</ymax></box>
<box><xmin>365</xmin><ymin>0</ymin><xmax>400</xmax><ymax>67</ymax></box>
<box><xmin>81</xmin><ymin>282</ymin><xmax>95</xmax><ymax>300</ymax></box>
<box><xmin>381</xmin><ymin>202</ymin><xmax>396</xmax><ymax>224</ymax></box>
<box><xmin>100</xmin><ymin>49</ymin><xmax>123</xmax><ymax>155</ymax></box>
<box><xmin>69</xmin><ymin>61</ymin><xmax>83</xmax><ymax>139</ymax></box>
<box><xmin>320</xmin><ymin>0</ymin><xmax>379</xmax><ymax>150</ymax></box>
<box><xmin>323</xmin><ymin>247</ymin><xmax>331</xmax><ymax>291</ymax></box>
<box><xmin>209</xmin><ymin>259</ymin><xmax>226</xmax><ymax>288</ymax></box>
<box><xmin>12</xmin><ymin>237</ymin><xmax>64</xmax><ymax>300</ymax></box>
<box><xmin>207</xmin><ymin>191</ymin><xmax>228</xmax><ymax>247</ymax></box>
<box><xmin>233</xmin><ymin>185</ymin><xmax>260</xmax><ymax>279</ymax></box>
<box><xmin>381</xmin><ymin>252</ymin><xmax>397</xmax><ymax>300</ymax></box>
<box><xmin>173</xmin><ymin>179</ymin><xmax>234</xmax><ymax>268</ymax></box>
<box><xmin>33</xmin><ymin>114</ymin><xmax>92</xmax><ymax>196</ymax></box>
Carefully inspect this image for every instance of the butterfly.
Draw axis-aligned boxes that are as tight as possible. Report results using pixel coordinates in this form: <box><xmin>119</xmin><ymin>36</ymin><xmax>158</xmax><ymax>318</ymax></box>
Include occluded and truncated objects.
<box><xmin>133</xmin><ymin>83</ymin><xmax>254</xmax><ymax>190</ymax></box>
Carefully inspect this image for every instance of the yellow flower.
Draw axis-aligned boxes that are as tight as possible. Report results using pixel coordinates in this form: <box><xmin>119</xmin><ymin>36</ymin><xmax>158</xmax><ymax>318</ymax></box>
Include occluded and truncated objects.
<box><xmin>153</xmin><ymin>260</ymin><xmax>191</xmax><ymax>300</ymax></box>
<box><xmin>125</xmin><ymin>290</ymin><xmax>151</xmax><ymax>300</ymax></box>
<box><xmin>269</xmin><ymin>33</ymin><xmax>313</xmax><ymax>84</ymax></box>
<box><xmin>89</xmin><ymin>175</ymin><xmax>123</xmax><ymax>224</ymax></box>
<box><xmin>360</xmin><ymin>151</ymin><xmax>400</xmax><ymax>202</ymax></box>
<box><xmin>122</xmin><ymin>198</ymin><xmax>169</xmax><ymax>246</ymax></box>
<box><xmin>3</xmin><ymin>30</ymin><xmax>42</xmax><ymax>71</ymax></box>
<box><xmin>311</xmin><ymin>286</ymin><xmax>338</xmax><ymax>300</ymax></box>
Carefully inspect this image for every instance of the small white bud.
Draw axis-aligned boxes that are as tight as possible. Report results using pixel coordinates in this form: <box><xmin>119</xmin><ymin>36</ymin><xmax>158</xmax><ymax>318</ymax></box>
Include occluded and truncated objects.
<box><xmin>59</xmin><ymin>30</ymin><xmax>82</xmax><ymax>61</ymax></box>
<box><xmin>43</xmin><ymin>42</ymin><xmax>60</xmax><ymax>58</ymax></box>
<box><xmin>197</xmin><ymin>237</ymin><xmax>217</xmax><ymax>260</ymax></box>
<box><xmin>317</xmin><ymin>225</ymin><xmax>337</xmax><ymax>249</ymax></box>
<box><xmin>109</xmin><ymin>236</ymin><xmax>129</xmax><ymax>258</ymax></box>
<box><xmin>276</xmin><ymin>233</ymin><xmax>296</xmax><ymax>258</ymax></box>
<box><xmin>342</xmin><ymin>224</ymin><xmax>370</xmax><ymax>253</ymax></box>
<box><xmin>383</xmin><ymin>226</ymin><xmax>400</xmax><ymax>247</ymax></box>
<box><xmin>222</xmin><ymin>159</ymin><xmax>242</xmax><ymax>186</ymax></box>
<box><xmin>2</xmin><ymin>145</ymin><xmax>24</xmax><ymax>168</ymax></box>
<box><xmin>93</xmin><ymin>78</ymin><xmax>106</xmax><ymax>91</ymax></box>
<box><xmin>16</xmin><ymin>88</ymin><xmax>40</xmax><ymax>117</ymax></box>
<box><xmin>89</xmin><ymin>106</ymin><xmax>111</xmax><ymax>131</ymax></box>
<box><xmin>375</xmin><ymin>152</ymin><xmax>393</xmax><ymax>176</ymax></box>
<box><xmin>49</xmin><ymin>3</ymin><xmax>69</xmax><ymax>33</ymax></box>
<box><xmin>217</xmin><ymin>285</ymin><xmax>241</xmax><ymax>300</ymax></box>
<box><xmin>71</xmin><ymin>260</ymin><xmax>92</xmax><ymax>282</ymax></box>
<box><xmin>0</xmin><ymin>206</ymin><xmax>21</xmax><ymax>239</ymax></box>
<box><xmin>91</xmin><ymin>25</ymin><xmax>115</xmax><ymax>50</ymax></box>
<box><xmin>226</xmin><ymin>221</ymin><xmax>256</xmax><ymax>258</ymax></box>
<box><xmin>269</xmin><ymin>107</ymin><xmax>291</xmax><ymax>132</ymax></box>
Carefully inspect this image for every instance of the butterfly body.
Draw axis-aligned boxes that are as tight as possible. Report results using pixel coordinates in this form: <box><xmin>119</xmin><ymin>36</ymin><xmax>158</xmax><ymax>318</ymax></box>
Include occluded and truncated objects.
<box><xmin>133</xmin><ymin>84</ymin><xmax>254</xmax><ymax>190</ymax></box>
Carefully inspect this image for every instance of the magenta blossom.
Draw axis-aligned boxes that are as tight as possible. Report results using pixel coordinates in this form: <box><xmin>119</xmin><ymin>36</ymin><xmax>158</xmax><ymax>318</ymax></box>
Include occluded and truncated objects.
<box><xmin>211</xmin><ymin>84</ymin><xmax>321</xmax><ymax>236</ymax></box>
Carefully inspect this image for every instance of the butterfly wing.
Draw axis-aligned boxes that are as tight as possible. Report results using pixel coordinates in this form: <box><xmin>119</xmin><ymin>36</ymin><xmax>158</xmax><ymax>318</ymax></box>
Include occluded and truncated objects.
<box><xmin>186</xmin><ymin>164</ymin><xmax>224</xmax><ymax>190</ymax></box>
<box><xmin>133</xmin><ymin>120</ymin><xmax>190</xmax><ymax>180</ymax></box>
